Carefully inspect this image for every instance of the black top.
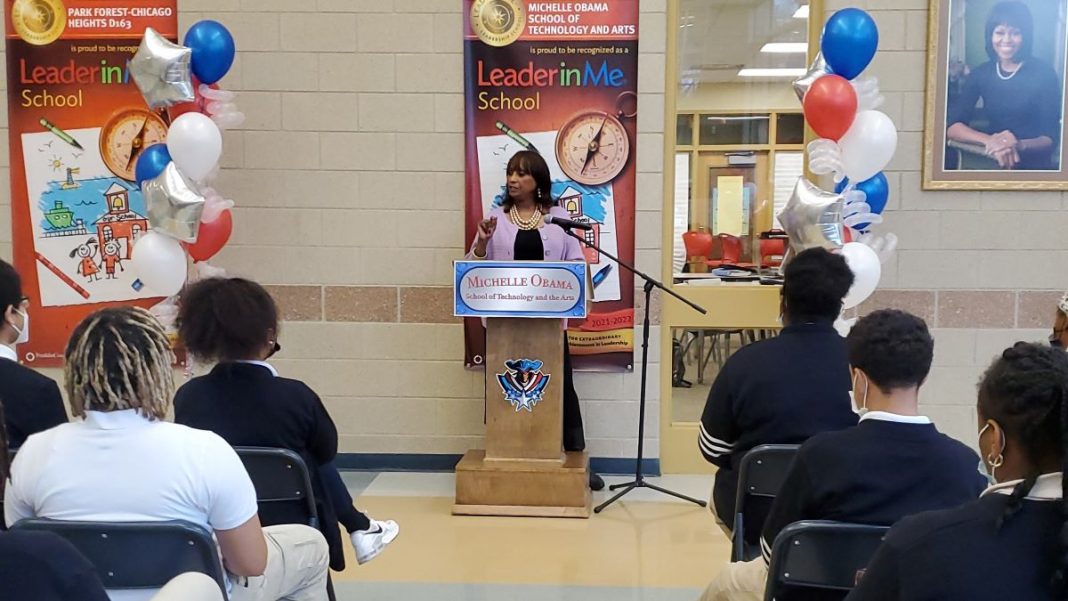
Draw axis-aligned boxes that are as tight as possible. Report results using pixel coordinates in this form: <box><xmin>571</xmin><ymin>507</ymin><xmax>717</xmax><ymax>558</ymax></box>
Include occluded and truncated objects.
<box><xmin>761</xmin><ymin>418</ymin><xmax>985</xmax><ymax>562</ymax></box>
<box><xmin>846</xmin><ymin>494</ymin><xmax>1062</xmax><ymax>601</ymax></box>
<box><xmin>947</xmin><ymin>59</ymin><xmax>1062</xmax><ymax>170</ymax></box>
<box><xmin>173</xmin><ymin>362</ymin><xmax>344</xmax><ymax>569</ymax></box>
<box><xmin>0</xmin><ymin>529</ymin><xmax>109</xmax><ymax>601</ymax></box>
<box><xmin>0</xmin><ymin>358</ymin><xmax>67</xmax><ymax>448</ymax></box>
<box><xmin>514</xmin><ymin>228</ymin><xmax>545</xmax><ymax>261</ymax></box>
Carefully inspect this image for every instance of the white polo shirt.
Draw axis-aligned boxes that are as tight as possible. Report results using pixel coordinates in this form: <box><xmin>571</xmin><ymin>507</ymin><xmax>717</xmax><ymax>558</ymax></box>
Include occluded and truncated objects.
<box><xmin>5</xmin><ymin>409</ymin><xmax>258</xmax><ymax>601</ymax></box>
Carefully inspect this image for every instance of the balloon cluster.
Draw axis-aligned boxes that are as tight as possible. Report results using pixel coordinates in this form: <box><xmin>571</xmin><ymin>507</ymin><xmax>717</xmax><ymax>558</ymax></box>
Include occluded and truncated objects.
<box><xmin>127</xmin><ymin>22</ymin><xmax>241</xmax><ymax>297</ymax></box>
<box><xmin>779</xmin><ymin>8</ymin><xmax>898</xmax><ymax>312</ymax></box>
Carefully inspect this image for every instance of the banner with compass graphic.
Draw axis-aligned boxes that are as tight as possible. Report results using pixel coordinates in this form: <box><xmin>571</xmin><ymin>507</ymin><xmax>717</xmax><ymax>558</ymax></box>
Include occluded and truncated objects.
<box><xmin>462</xmin><ymin>0</ymin><xmax>639</xmax><ymax>372</ymax></box>
<box><xmin>5</xmin><ymin>0</ymin><xmax>177</xmax><ymax>366</ymax></box>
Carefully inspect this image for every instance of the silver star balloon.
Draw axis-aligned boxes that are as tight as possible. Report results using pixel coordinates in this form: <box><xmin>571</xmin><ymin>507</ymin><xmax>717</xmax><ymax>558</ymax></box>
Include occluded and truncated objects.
<box><xmin>792</xmin><ymin>52</ymin><xmax>832</xmax><ymax>103</ymax></box>
<box><xmin>129</xmin><ymin>28</ymin><xmax>194</xmax><ymax>109</ymax></box>
<box><xmin>144</xmin><ymin>162</ymin><xmax>205</xmax><ymax>242</ymax></box>
<box><xmin>779</xmin><ymin>177</ymin><xmax>845</xmax><ymax>255</ymax></box>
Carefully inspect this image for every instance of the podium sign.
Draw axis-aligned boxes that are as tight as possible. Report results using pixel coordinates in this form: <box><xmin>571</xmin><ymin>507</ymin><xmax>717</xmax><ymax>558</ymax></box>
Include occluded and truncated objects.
<box><xmin>452</xmin><ymin>260</ymin><xmax>591</xmax><ymax>518</ymax></box>
<box><xmin>454</xmin><ymin>261</ymin><xmax>587</xmax><ymax>319</ymax></box>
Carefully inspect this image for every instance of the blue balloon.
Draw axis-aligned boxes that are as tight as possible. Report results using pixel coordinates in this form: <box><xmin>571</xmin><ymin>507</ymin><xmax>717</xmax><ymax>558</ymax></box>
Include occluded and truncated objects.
<box><xmin>184</xmin><ymin>20</ymin><xmax>235</xmax><ymax>85</ymax></box>
<box><xmin>836</xmin><ymin>172</ymin><xmax>889</xmax><ymax>231</ymax></box>
<box><xmin>821</xmin><ymin>8</ymin><xmax>878</xmax><ymax>80</ymax></box>
<box><xmin>135</xmin><ymin>144</ymin><xmax>171</xmax><ymax>187</ymax></box>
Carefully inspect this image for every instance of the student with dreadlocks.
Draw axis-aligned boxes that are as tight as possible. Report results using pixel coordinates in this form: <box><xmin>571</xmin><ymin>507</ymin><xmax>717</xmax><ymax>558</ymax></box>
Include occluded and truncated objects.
<box><xmin>4</xmin><ymin>307</ymin><xmax>330</xmax><ymax>601</ymax></box>
<box><xmin>847</xmin><ymin>341</ymin><xmax>1068</xmax><ymax>600</ymax></box>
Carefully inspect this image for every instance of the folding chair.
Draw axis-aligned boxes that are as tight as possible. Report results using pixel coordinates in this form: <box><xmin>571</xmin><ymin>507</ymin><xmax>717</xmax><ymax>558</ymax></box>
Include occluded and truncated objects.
<box><xmin>13</xmin><ymin>518</ymin><xmax>228</xmax><ymax>598</ymax></box>
<box><xmin>763</xmin><ymin>520</ymin><xmax>889</xmax><ymax>601</ymax></box>
<box><xmin>732</xmin><ymin>444</ymin><xmax>800</xmax><ymax>562</ymax></box>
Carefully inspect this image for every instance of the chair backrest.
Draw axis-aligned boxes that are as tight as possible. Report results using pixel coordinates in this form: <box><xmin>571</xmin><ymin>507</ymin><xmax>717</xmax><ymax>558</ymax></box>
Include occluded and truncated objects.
<box><xmin>234</xmin><ymin>446</ymin><xmax>320</xmax><ymax>530</ymax></box>
<box><xmin>682</xmin><ymin>228</ymin><xmax>713</xmax><ymax>258</ymax></box>
<box><xmin>12</xmin><ymin>518</ymin><xmax>228</xmax><ymax>595</ymax></box>
<box><xmin>731</xmin><ymin>444</ymin><xmax>800</xmax><ymax>561</ymax></box>
<box><xmin>735</xmin><ymin>444</ymin><xmax>799</xmax><ymax>505</ymax></box>
<box><xmin>764</xmin><ymin>520</ymin><xmax>890</xmax><ymax>601</ymax></box>
<box><xmin>718</xmin><ymin>233</ymin><xmax>743</xmax><ymax>263</ymax></box>
<box><xmin>759</xmin><ymin>238</ymin><xmax>787</xmax><ymax>266</ymax></box>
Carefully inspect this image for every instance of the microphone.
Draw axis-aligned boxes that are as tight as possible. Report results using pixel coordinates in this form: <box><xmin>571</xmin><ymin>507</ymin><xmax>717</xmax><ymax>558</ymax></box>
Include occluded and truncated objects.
<box><xmin>543</xmin><ymin>214</ymin><xmax>592</xmax><ymax>231</ymax></box>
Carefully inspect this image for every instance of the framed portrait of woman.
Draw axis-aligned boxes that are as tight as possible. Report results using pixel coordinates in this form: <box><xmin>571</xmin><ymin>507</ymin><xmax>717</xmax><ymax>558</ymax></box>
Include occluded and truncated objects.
<box><xmin>924</xmin><ymin>0</ymin><xmax>1068</xmax><ymax>189</ymax></box>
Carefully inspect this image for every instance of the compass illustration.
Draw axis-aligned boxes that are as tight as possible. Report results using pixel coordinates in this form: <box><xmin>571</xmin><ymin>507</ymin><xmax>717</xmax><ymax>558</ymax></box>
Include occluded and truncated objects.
<box><xmin>100</xmin><ymin>108</ymin><xmax>168</xmax><ymax>182</ymax></box>
<box><xmin>555</xmin><ymin>92</ymin><xmax>637</xmax><ymax>186</ymax></box>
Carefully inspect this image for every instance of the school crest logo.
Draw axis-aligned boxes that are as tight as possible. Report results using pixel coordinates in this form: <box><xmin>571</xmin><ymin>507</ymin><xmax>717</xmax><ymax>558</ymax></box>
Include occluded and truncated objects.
<box><xmin>496</xmin><ymin>358</ymin><xmax>550</xmax><ymax>412</ymax></box>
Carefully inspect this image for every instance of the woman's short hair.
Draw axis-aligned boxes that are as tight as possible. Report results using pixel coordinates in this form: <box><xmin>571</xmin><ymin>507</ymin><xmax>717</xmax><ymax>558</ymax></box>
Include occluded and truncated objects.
<box><xmin>178</xmin><ymin>277</ymin><xmax>278</xmax><ymax>363</ymax></box>
<box><xmin>781</xmin><ymin>248</ymin><xmax>854</xmax><ymax>322</ymax></box>
<box><xmin>985</xmin><ymin>1</ymin><xmax>1034</xmax><ymax>62</ymax></box>
<box><xmin>847</xmin><ymin>310</ymin><xmax>934</xmax><ymax>391</ymax></box>
<box><xmin>0</xmin><ymin>259</ymin><xmax>22</xmax><ymax>316</ymax></box>
<box><xmin>501</xmin><ymin>150</ymin><xmax>554</xmax><ymax>212</ymax></box>
<box><xmin>65</xmin><ymin>307</ymin><xmax>174</xmax><ymax>421</ymax></box>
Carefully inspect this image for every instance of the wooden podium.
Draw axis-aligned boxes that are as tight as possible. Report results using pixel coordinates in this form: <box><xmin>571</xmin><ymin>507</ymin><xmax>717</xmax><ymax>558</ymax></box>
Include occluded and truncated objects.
<box><xmin>453</xmin><ymin>261</ymin><xmax>591</xmax><ymax>518</ymax></box>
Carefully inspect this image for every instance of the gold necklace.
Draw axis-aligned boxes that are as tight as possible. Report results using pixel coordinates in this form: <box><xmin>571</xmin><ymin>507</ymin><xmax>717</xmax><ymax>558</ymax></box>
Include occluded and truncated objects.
<box><xmin>509</xmin><ymin>205</ymin><xmax>542</xmax><ymax>230</ymax></box>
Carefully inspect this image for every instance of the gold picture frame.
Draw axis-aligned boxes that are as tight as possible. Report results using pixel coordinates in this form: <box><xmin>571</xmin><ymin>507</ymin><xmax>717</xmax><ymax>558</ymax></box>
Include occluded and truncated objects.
<box><xmin>923</xmin><ymin>0</ymin><xmax>1068</xmax><ymax>190</ymax></box>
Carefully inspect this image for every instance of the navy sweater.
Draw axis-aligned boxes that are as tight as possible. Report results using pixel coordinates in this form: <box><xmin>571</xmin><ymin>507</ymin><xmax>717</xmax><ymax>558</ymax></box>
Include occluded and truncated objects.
<box><xmin>699</xmin><ymin>321</ymin><xmax>857</xmax><ymax>534</ymax></box>
<box><xmin>761</xmin><ymin>417</ymin><xmax>986</xmax><ymax>562</ymax></box>
<box><xmin>847</xmin><ymin>492</ymin><xmax>1063</xmax><ymax>601</ymax></box>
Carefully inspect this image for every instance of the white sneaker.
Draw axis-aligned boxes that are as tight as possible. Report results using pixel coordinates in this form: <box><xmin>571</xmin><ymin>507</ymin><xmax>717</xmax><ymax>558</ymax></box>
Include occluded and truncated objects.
<box><xmin>351</xmin><ymin>519</ymin><xmax>399</xmax><ymax>565</ymax></box>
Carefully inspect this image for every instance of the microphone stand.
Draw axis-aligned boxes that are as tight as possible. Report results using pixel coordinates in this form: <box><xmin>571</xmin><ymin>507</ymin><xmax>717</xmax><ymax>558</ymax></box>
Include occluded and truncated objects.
<box><xmin>557</xmin><ymin>225</ymin><xmax>708</xmax><ymax>513</ymax></box>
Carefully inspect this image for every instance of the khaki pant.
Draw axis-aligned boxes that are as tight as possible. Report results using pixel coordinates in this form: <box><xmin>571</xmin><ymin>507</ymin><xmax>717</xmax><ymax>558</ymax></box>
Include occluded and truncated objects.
<box><xmin>699</xmin><ymin>558</ymin><xmax>767</xmax><ymax>601</ymax></box>
<box><xmin>230</xmin><ymin>524</ymin><xmax>330</xmax><ymax>601</ymax></box>
<box><xmin>152</xmin><ymin>573</ymin><xmax>223</xmax><ymax>601</ymax></box>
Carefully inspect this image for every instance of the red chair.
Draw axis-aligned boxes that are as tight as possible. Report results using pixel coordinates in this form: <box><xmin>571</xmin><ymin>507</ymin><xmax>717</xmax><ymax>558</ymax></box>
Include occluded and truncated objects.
<box><xmin>682</xmin><ymin>228</ymin><xmax>713</xmax><ymax>267</ymax></box>
<box><xmin>708</xmin><ymin>233</ymin><xmax>755</xmax><ymax>269</ymax></box>
<box><xmin>759</xmin><ymin>237</ymin><xmax>787</xmax><ymax>268</ymax></box>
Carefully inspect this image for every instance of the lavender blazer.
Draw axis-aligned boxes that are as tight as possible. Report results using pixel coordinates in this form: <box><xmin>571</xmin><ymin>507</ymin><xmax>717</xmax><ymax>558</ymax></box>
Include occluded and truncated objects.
<box><xmin>466</xmin><ymin>206</ymin><xmax>585</xmax><ymax>261</ymax></box>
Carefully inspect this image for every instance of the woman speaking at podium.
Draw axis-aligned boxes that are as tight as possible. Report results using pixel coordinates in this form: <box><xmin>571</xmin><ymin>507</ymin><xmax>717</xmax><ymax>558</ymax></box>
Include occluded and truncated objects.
<box><xmin>468</xmin><ymin>150</ymin><xmax>604</xmax><ymax>491</ymax></box>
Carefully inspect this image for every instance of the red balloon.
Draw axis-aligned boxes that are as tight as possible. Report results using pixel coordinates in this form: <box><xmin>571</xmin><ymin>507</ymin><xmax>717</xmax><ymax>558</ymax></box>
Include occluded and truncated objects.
<box><xmin>187</xmin><ymin>210</ymin><xmax>232</xmax><ymax>262</ymax></box>
<box><xmin>803</xmin><ymin>75</ymin><xmax>858</xmax><ymax>141</ymax></box>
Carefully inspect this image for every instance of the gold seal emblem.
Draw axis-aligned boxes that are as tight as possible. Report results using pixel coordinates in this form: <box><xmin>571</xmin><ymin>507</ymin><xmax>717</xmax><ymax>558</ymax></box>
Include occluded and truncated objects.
<box><xmin>11</xmin><ymin>0</ymin><xmax>66</xmax><ymax>46</ymax></box>
<box><xmin>471</xmin><ymin>0</ymin><xmax>525</xmax><ymax>47</ymax></box>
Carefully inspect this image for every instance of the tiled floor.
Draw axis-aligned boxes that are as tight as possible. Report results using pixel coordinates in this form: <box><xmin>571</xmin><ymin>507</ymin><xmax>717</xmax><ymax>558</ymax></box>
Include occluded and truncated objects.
<box><xmin>331</xmin><ymin>472</ymin><xmax>728</xmax><ymax>600</ymax></box>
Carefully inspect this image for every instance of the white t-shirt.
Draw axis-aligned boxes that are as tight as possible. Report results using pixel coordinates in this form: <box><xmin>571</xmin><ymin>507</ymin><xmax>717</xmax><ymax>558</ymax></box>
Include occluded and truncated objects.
<box><xmin>5</xmin><ymin>409</ymin><xmax>259</xmax><ymax>601</ymax></box>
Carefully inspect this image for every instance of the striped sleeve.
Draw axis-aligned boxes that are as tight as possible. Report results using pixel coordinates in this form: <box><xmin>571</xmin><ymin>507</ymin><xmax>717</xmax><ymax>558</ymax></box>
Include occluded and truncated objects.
<box><xmin>698</xmin><ymin>362</ymin><xmax>738</xmax><ymax>468</ymax></box>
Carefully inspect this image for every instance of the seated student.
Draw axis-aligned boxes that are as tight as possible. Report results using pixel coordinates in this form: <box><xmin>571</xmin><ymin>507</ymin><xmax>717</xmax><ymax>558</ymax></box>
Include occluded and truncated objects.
<box><xmin>0</xmin><ymin>259</ymin><xmax>66</xmax><ymax>448</ymax></box>
<box><xmin>1051</xmin><ymin>291</ymin><xmax>1068</xmax><ymax>349</ymax></box>
<box><xmin>699</xmin><ymin>247</ymin><xmax>858</xmax><ymax>542</ymax></box>
<box><xmin>701</xmin><ymin>310</ymin><xmax>985</xmax><ymax>601</ymax></box>
<box><xmin>173</xmin><ymin>277</ymin><xmax>398</xmax><ymax>569</ymax></box>
<box><xmin>4</xmin><ymin>307</ymin><xmax>329</xmax><ymax>601</ymax></box>
<box><xmin>847</xmin><ymin>342</ymin><xmax>1068</xmax><ymax>601</ymax></box>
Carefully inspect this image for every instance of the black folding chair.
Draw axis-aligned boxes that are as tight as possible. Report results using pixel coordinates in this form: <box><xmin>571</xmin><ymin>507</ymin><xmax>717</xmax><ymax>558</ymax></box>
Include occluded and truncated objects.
<box><xmin>763</xmin><ymin>520</ymin><xmax>889</xmax><ymax>601</ymax></box>
<box><xmin>732</xmin><ymin>444</ymin><xmax>800</xmax><ymax>562</ymax></box>
<box><xmin>235</xmin><ymin>446</ymin><xmax>335</xmax><ymax>601</ymax></box>
<box><xmin>12</xmin><ymin>518</ymin><xmax>228</xmax><ymax>598</ymax></box>
<box><xmin>234</xmin><ymin>446</ymin><xmax>320</xmax><ymax>530</ymax></box>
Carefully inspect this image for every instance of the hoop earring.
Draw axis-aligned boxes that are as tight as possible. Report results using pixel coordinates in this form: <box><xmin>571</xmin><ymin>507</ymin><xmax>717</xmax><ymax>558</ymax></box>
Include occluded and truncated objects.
<box><xmin>988</xmin><ymin>452</ymin><xmax>1004</xmax><ymax>480</ymax></box>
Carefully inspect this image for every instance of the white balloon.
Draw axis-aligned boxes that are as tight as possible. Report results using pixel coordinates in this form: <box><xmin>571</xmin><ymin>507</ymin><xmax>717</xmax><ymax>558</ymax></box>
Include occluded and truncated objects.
<box><xmin>132</xmin><ymin>231</ymin><xmax>188</xmax><ymax>297</ymax></box>
<box><xmin>167</xmin><ymin>112</ymin><xmax>222</xmax><ymax>182</ymax></box>
<box><xmin>838</xmin><ymin>110</ymin><xmax>897</xmax><ymax>183</ymax></box>
<box><xmin>807</xmin><ymin>138</ymin><xmax>844</xmax><ymax>181</ymax></box>
<box><xmin>850</xmin><ymin>76</ymin><xmax>884</xmax><ymax>111</ymax></box>
<box><xmin>840</xmin><ymin>242</ymin><xmax>881</xmax><ymax>310</ymax></box>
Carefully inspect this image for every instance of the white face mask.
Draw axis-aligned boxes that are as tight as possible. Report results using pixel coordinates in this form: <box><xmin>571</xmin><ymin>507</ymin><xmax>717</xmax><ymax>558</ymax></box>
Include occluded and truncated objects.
<box><xmin>11</xmin><ymin>309</ymin><xmax>28</xmax><ymax>345</ymax></box>
<box><xmin>850</xmin><ymin>370</ymin><xmax>869</xmax><ymax>416</ymax></box>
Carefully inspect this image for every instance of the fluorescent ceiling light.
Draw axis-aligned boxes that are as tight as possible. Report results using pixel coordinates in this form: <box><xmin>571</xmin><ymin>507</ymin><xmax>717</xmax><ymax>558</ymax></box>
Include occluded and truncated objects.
<box><xmin>738</xmin><ymin>68</ymin><xmax>807</xmax><ymax>77</ymax></box>
<box><xmin>793</xmin><ymin>5</ymin><xmax>809</xmax><ymax>19</ymax></box>
<box><xmin>760</xmin><ymin>42</ymin><xmax>808</xmax><ymax>53</ymax></box>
